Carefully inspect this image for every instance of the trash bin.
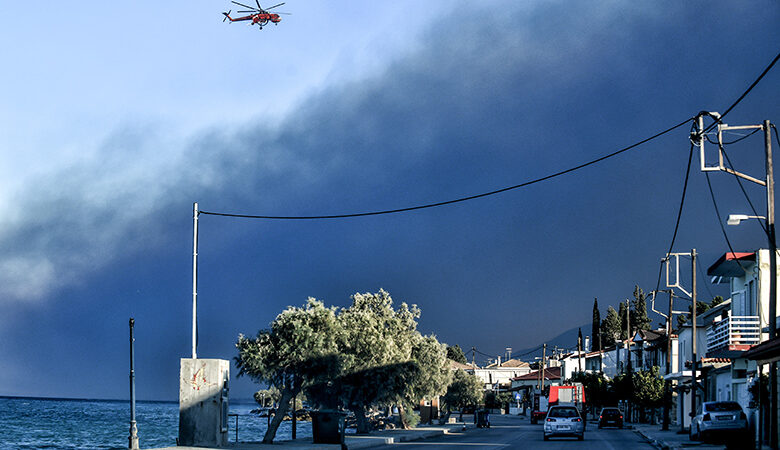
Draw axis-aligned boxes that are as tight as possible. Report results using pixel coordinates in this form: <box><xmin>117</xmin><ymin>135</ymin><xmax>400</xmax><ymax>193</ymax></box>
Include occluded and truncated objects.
<box><xmin>476</xmin><ymin>409</ymin><xmax>490</xmax><ymax>428</ymax></box>
<box><xmin>311</xmin><ymin>410</ymin><xmax>346</xmax><ymax>444</ymax></box>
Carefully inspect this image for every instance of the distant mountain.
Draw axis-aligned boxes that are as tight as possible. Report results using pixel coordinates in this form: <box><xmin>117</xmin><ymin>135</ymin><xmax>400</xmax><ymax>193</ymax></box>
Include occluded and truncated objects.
<box><xmin>509</xmin><ymin>323</ymin><xmax>590</xmax><ymax>362</ymax></box>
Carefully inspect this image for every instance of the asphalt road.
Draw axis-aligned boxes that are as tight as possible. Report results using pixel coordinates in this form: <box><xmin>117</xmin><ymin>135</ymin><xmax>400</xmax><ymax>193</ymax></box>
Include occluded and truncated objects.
<box><xmin>375</xmin><ymin>414</ymin><xmax>653</xmax><ymax>450</ymax></box>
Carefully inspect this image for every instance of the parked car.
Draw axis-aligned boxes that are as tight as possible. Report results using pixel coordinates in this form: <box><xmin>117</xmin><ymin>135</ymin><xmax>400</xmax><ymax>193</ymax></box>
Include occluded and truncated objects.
<box><xmin>598</xmin><ymin>407</ymin><xmax>624</xmax><ymax>429</ymax></box>
<box><xmin>690</xmin><ymin>401</ymin><xmax>748</xmax><ymax>442</ymax></box>
<box><xmin>543</xmin><ymin>405</ymin><xmax>584</xmax><ymax>441</ymax></box>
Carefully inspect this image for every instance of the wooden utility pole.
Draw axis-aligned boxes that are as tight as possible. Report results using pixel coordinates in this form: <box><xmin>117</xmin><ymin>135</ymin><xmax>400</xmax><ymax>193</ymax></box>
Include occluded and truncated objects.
<box><xmin>577</xmin><ymin>330</ymin><xmax>583</xmax><ymax>373</ymax></box>
<box><xmin>662</xmin><ymin>290</ymin><xmax>674</xmax><ymax>430</ymax></box>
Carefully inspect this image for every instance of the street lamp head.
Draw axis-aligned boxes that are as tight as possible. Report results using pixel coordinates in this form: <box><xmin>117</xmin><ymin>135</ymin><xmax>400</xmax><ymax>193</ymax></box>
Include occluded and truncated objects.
<box><xmin>727</xmin><ymin>214</ymin><xmax>749</xmax><ymax>226</ymax></box>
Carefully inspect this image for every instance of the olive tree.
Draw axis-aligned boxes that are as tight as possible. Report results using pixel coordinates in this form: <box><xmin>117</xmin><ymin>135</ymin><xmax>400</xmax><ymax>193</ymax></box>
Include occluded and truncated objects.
<box><xmin>326</xmin><ymin>290</ymin><xmax>419</xmax><ymax>433</ymax></box>
<box><xmin>443</xmin><ymin>369</ymin><xmax>484</xmax><ymax>421</ymax></box>
<box><xmin>235</xmin><ymin>298</ymin><xmax>342</xmax><ymax>444</ymax></box>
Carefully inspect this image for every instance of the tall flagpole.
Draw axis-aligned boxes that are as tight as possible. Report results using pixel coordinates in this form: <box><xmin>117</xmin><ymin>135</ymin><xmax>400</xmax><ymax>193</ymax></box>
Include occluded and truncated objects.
<box><xmin>192</xmin><ymin>202</ymin><xmax>199</xmax><ymax>359</ymax></box>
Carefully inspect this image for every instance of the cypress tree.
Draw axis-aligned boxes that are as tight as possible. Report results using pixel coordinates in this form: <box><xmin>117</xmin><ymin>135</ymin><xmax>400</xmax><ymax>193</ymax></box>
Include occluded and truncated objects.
<box><xmin>592</xmin><ymin>298</ymin><xmax>602</xmax><ymax>352</ymax></box>
<box><xmin>631</xmin><ymin>286</ymin><xmax>651</xmax><ymax>331</ymax></box>
<box><xmin>601</xmin><ymin>306</ymin><xmax>621</xmax><ymax>344</ymax></box>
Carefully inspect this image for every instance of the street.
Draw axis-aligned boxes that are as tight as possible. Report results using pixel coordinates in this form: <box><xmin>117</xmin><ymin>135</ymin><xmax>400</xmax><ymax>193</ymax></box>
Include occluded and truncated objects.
<box><xmin>375</xmin><ymin>414</ymin><xmax>653</xmax><ymax>450</ymax></box>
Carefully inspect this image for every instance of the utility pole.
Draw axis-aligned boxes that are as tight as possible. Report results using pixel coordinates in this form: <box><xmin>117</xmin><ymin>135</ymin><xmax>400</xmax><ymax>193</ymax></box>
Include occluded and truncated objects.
<box><xmin>663</xmin><ymin>290</ymin><xmax>674</xmax><ymax>430</ymax></box>
<box><xmin>542</xmin><ymin>344</ymin><xmax>547</xmax><ymax>390</ymax></box>
<box><xmin>691</xmin><ymin>249</ymin><xmax>698</xmax><ymax>430</ymax></box>
<box><xmin>577</xmin><ymin>330</ymin><xmax>583</xmax><ymax>373</ymax></box>
<box><xmin>763</xmin><ymin>119</ymin><xmax>778</xmax><ymax>450</ymax></box>
<box><xmin>698</xmin><ymin>114</ymin><xmax>777</xmax><ymax>448</ymax></box>
<box><xmin>129</xmin><ymin>318</ymin><xmax>139</xmax><ymax>450</ymax></box>
<box><xmin>626</xmin><ymin>298</ymin><xmax>632</xmax><ymax>422</ymax></box>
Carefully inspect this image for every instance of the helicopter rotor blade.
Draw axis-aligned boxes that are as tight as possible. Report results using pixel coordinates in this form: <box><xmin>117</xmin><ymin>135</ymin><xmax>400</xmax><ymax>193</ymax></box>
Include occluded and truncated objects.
<box><xmin>232</xmin><ymin>1</ymin><xmax>258</xmax><ymax>11</ymax></box>
<box><xmin>265</xmin><ymin>2</ymin><xmax>285</xmax><ymax>10</ymax></box>
<box><xmin>237</xmin><ymin>10</ymin><xmax>256</xmax><ymax>13</ymax></box>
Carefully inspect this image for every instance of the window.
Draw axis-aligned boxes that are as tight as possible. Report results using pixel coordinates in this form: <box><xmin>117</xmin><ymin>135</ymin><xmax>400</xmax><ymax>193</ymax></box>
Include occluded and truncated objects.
<box><xmin>733</xmin><ymin>291</ymin><xmax>745</xmax><ymax>316</ymax></box>
<box><xmin>747</xmin><ymin>280</ymin><xmax>756</xmax><ymax>316</ymax></box>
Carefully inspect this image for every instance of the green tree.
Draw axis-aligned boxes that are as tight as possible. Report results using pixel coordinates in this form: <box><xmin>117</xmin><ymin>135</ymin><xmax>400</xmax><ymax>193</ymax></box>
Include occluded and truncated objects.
<box><xmin>443</xmin><ymin>370</ymin><xmax>484</xmax><ymax>421</ymax></box>
<box><xmin>484</xmin><ymin>390</ymin><xmax>512</xmax><ymax>410</ymax></box>
<box><xmin>592</xmin><ymin>298</ymin><xmax>602</xmax><ymax>352</ymax></box>
<box><xmin>568</xmin><ymin>371</ymin><xmax>610</xmax><ymax>409</ymax></box>
<box><xmin>601</xmin><ymin>306</ymin><xmax>621</xmax><ymax>345</ymax></box>
<box><xmin>633</xmin><ymin>366</ymin><xmax>664</xmax><ymax>409</ymax></box>
<box><xmin>400</xmin><ymin>335</ymin><xmax>452</xmax><ymax>425</ymax></box>
<box><xmin>253</xmin><ymin>386</ymin><xmax>281</xmax><ymax>407</ymax></box>
<box><xmin>332</xmin><ymin>290</ymin><xmax>422</xmax><ymax>433</ymax></box>
<box><xmin>676</xmin><ymin>296</ymin><xmax>722</xmax><ymax>327</ymax></box>
<box><xmin>446</xmin><ymin>344</ymin><xmax>468</xmax><ymax>365</ymax></box>
<box><xmin>631</xmin><ymin>286</ymin><xmax>651</xmax><ymax>332</ymax></box>
<box><xmin>235</xmin><ymin>298</ymin><xmax>343</xmax><ymax>444</ymax></box>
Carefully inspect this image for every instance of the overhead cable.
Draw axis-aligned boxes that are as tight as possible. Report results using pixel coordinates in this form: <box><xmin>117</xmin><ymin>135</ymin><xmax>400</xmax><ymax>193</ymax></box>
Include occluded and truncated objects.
<box><xmin>200</xmin><ymin>118</ymin><xmax>693</xmax><ymax>220</ymax></box>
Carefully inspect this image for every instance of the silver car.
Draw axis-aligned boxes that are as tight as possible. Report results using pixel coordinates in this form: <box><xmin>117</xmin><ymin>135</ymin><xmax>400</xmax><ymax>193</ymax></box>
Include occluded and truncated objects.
<box><xmin>543</xmin><ymin>405</ymin><xmax>584</xmax><ymax>441</ymax></box>
<box><xmin>690</xmin><ymin>401</ymin><xmax>748</xmax><ymax>442</ymax></box>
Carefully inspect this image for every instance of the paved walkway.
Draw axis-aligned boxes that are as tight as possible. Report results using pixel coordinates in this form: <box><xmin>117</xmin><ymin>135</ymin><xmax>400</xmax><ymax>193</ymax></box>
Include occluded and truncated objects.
<box><xmin>632</xmin><ymin>423</ymin><xmax>725</xmax><ymax>450</ymax></box>
<box><xmin>154</xmin><ymin>419</ymin><xmax>474</xmax><ymax>450</ymax></box>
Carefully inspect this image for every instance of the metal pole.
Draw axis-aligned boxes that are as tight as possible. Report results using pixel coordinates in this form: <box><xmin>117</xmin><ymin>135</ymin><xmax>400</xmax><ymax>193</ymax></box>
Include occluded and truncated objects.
<box><xmin>764</xmin><ymin>119</ymin><xmax>778</xmax><ymax>450</ymax></box>
<box><xmin>760</xmin><ymin>364</ymin><xmax>765</xmax><ymax>449</ymax></box>
<box><xmin>627</xmin><ymin>298</ymin><xmax>632</xmax><ymax>422</ymax></box>
<box><xmin>129</xmin><ymin>318</ymin><xmax>139</xmax><ymax>450</ymax></box>
<box><xmin>577</xmin><ymin>332</ymin><xmax>582</xmax><ymax>373</ymax></box>
<box><xmin>192</xmin><ymin>202</ymin><xmax>199</xmax><ymax>359</ymax></box>
<box><xmin>691</xmin><ymin>249</ymin><xmax>698</xmax><ymax>429</ymax></box>
<box><xmin>541</xmin><ymin>344</ymin><xmax>547</xmax><ymax>391</ymax></box>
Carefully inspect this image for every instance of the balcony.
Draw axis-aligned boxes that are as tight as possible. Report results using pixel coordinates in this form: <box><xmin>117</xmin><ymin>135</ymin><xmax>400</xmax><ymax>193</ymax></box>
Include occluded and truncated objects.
<box><xmin>706</xmin><ymin>314</ymin><xmax>760</xmax><ymax>355</ymax></box>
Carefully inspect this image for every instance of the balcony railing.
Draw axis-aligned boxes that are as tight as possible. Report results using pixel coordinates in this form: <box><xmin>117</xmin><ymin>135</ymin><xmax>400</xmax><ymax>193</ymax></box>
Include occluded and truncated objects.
<box><xmin>706</xmin><ymin>314</ymin><xmax>760</xmax><ymax>354</ymax></box>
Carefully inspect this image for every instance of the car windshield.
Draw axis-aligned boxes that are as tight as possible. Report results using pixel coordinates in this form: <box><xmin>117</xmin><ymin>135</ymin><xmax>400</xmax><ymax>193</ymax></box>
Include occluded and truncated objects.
<box><xmin>705</xmin><ymin>402</ymin><xmax>742</xmax><ymax>412</ymax></box>
<box><xmin>602</xmin><ymin>409</ymin><xmax>620</xmax><ymax>415</ymax></box>
<box><xmin>549</xmin><ymin>407</ymin><xmax>579</xmax><ymax>418</ymax></box>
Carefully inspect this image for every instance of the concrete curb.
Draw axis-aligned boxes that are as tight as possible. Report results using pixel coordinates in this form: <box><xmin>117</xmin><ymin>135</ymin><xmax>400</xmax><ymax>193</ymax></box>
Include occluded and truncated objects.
<box><xmin>634</xmin><ymin>427</ymin><xmax>668</xmax><ymax>450</ymax></box>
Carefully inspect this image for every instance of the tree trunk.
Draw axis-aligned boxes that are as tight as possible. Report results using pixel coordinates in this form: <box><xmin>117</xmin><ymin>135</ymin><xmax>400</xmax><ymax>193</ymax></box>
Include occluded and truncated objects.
<box><xmin>350</xmin><ymin>405</ymin><xmax>371</xmax><ymax>434</ymax></box>
<box><xmin>263</xmin><ymin>389</ymin><xmax>295</xmax><ymax>444</ymax></box>
<box><xmin>398</xmin><ymin>404</ymin><xmax>410</xmax><ymax>430</ymax></box>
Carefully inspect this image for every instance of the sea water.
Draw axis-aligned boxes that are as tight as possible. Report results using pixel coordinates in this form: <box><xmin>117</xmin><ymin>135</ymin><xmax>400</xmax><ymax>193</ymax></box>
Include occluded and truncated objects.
<box><xmin>0</xmin><ymin>397</ymin><xmax>311</xmax><ymax>449</ymax></box>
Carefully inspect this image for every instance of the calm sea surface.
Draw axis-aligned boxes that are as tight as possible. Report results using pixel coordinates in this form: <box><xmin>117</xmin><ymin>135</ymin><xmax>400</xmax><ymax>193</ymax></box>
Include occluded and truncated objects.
<box><xmin>0</xmin><ymin>396</ymin><xmax>312</xmax><ymax>449</ymax></box>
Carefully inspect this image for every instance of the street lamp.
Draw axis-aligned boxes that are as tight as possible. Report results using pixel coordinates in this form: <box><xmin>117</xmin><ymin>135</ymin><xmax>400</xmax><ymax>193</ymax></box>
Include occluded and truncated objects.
<box><xmin>726</xmin><ymin>214</ymin><xmax>766</xmax><ymax>226</ymax></box>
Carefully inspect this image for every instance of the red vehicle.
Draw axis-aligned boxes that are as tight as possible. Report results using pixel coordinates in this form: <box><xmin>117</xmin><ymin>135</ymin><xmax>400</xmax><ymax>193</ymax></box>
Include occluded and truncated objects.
<box><xmin>531</xmin><ymin>384</ymin><xmax>586</xmax><ymax>424</ymax></box>
<box><xmin>223</xmin><ymin>1</ymin><xmax>289</xmax><ymax>29</ymax></box>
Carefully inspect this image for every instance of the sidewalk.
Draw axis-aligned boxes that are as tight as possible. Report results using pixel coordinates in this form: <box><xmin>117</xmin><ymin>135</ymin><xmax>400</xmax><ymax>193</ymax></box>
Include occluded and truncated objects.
<box><xmin>154</xmin><ymin>419</ymin><xmax>474</xmax><ymax>450</ymax></box>
<box><xmin>632</xmin><ymin>423</ymin><xmax>724</xmax><ymax>450</ymax></box>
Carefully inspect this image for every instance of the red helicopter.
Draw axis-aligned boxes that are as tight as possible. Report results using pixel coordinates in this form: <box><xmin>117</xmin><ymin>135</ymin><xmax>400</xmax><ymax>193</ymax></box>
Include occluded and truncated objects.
<box><xmin>222</xmin><ymin>1</ymin><xmax>289</xmax><ymax>29</ymax></box>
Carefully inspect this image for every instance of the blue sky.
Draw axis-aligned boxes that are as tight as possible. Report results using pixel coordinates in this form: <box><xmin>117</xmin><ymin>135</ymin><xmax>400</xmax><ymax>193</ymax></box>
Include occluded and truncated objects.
<box><xmin>0</xmin><ymin>1</ymin><xmax>778</xmax><ymax>400</ymax></box>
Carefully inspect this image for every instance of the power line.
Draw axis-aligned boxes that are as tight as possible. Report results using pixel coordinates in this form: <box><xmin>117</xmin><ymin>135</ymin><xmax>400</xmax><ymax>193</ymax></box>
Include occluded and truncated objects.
<box><xmin>654</xmin><ymin>142</ymin><xmax>695</xmax><ymax>297</ymax></box>
<box><xmin>701</xmin><ymin>50</ymin><xmax>780</xmax><ymax>135</ymax></box>
<box><xmin>704</xmin><ymin>171</ymin><xmax>748</xmax><ymax>276</ymax></box>
<box><xmin>719</xmin><ymin>143</ymin><xmax>769</xmax><ymax>235</ymax></box>
<box><xmin>199</xmin><ymin>118</ymin><xmax>693</xmax><ymax>220</ymax></box>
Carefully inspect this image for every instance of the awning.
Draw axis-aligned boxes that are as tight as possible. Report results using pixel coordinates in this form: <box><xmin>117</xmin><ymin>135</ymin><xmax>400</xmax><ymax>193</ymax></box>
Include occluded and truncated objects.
<box><xmin>707</xmin><ymin>252</ymin><xmax>755</xmax><ymax>279</ymax></box>
<box><xmin>743</xmin><ymin>337</ymin><xmax>780</xmax><ymax>365</ymax></box>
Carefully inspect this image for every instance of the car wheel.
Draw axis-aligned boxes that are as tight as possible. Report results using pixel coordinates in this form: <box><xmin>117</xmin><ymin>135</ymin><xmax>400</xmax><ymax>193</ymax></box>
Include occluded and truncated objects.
<box><xmin>543</xmin><ymin>434</ymin><xmax>549</xmax><ymax>441</ymax></box>
<box><xmin>578</xmin><ymin>433</ymin><xmax>584</xmax><ymax>441</ymax></box>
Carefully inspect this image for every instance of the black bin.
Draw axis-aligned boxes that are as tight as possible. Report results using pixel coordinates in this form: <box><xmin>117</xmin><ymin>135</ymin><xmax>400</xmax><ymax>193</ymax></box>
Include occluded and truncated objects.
<box><xmin>476</xmin><ymin>410</ymin><xmax>490</xmax><ymax>428</ymax></box>
<box><xmin>311</xmin><ymin>410</ymin><xmax>346</xmax><ymax>444</ymax></box>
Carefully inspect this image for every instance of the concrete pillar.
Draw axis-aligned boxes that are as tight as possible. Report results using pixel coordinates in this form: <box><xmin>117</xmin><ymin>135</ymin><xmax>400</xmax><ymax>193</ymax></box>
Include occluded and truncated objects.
<box><xmin>179</xmin><ymin>358</ymin><xmax>230</xmax><ymax>447</ymax></box>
